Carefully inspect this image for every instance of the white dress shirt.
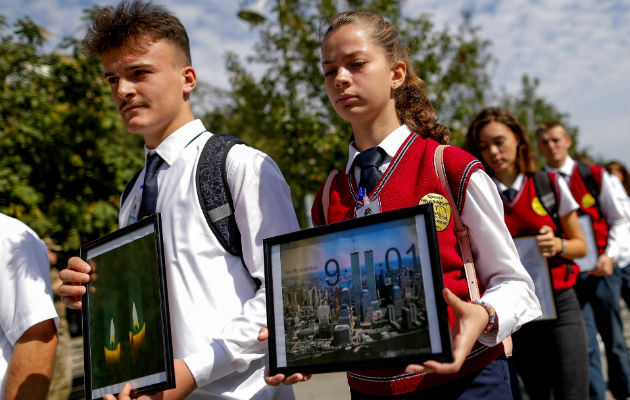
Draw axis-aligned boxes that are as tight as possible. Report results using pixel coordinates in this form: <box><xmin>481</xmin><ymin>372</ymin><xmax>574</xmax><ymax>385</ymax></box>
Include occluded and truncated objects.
<box><xmin>347</xmin><ymin>125</ymin><xmax>541</xmax><ymax>346</ymax></box>
<box><xmin>493</xmin><ymin>173</ymin><xmax>579</xmax><ymax>218</ymax></box>
<box><xmin>119</xmin><ymin>120</ymin><xmax>298</xmax><ymax>399</ymax></box>
<box><xmin>545</xmin><ymin>157</ymin><xmax>630</xmax><ymax>267</ymax></box>
<box><xmin>0</xmin><ymin>213</ymin><xmax>58</xmax><ymax>393</ymax></box>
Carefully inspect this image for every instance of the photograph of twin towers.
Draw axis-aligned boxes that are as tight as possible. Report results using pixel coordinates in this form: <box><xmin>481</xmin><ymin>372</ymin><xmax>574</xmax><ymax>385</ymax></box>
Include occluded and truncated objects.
<box><xmin>271</xmin><ymin>212</ymin><xmax>444</xmax><ymax>371</ymax></box>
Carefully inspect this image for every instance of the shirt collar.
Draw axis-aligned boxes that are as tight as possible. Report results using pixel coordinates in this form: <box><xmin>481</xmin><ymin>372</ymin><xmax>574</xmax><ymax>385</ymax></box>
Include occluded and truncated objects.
<box><xmin>493</xmin><ymin>173</ymin><xmax>525</xmax><ymax>192</ymax></box>
<box><xmin>144</xmin><ymin>119</ymin><xmax>206</xmax><ymax>166</ymax></box>
<box><xmin>344</xmin><ymin>125</ymin><xmax>411</xmax><ymax>174</ymax></box>
<box><xmin>544</xmin><ymin>156</ymin><xmax>574</xmax><ymax>178</ymax></box>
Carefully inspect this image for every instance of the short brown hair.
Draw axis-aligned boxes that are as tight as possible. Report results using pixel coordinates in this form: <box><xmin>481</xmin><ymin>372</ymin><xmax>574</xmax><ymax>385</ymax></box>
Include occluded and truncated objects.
<box><xmin>83</xmin><ymin>0</ymin><xmax>191</xmax><ymax>65</ymax></box>
<box><xmin>535</xmin><ymin>120</ymin><xmax>565</xmax><ymax>137</ymax></box>
<box><xmin>323</xmin><ymin>11</ymin><xmax>450</xmax><ymax>144</ymax></box>
<box><xmin>464</xmin><ymin>107</ymin><xmax>536</xmax><ymax>175</ymax></box>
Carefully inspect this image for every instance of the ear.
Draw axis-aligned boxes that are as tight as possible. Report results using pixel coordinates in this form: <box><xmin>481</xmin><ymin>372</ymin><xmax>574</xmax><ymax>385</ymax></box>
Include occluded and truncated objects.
<box><xmin>391</xmin><ymin>61</ymin><xmax>406</xmax><ymax>90</ymax></box>
<box><xmin>182</xmin><ymin>66</ymin><xmax>197</xmax><ymax>95</ymax></box>
<box><xmin>565</xmin><ymin>133</ymin><xmax>573</xmax><ymax>147</ymax></box>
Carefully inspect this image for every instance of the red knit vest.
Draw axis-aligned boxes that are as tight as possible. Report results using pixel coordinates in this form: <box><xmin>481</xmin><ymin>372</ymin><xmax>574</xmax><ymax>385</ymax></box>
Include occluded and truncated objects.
<box><xmin>503</xmin><ymin>173</ymin><xmax>579</xmax><ymax>290</ymax></box>
<box><xmin>568</xmin><ymin>164</ymin><xmax>608</xmax><ymax>255</ymax></box>
<box><xmin>312</xmin><ymin>133</ymin><xmax>504</xmax><ymax>395</ymax></box>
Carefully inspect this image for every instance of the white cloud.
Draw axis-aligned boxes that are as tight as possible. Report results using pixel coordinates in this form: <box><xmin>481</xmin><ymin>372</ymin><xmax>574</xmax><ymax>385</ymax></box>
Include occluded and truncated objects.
<box><xmin>5</xmin><ymin>0</ymin><xmax>629</xmax><ymax>163</ymax></box>
<box><xmin>405</xmin><ymin>0</ymin><xmax>630</xmax><ymax>163</ymax></box>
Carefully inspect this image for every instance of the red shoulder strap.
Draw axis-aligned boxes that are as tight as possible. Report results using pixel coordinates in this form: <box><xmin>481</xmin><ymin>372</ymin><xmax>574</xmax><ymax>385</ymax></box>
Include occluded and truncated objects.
<box><xmin>434</xmin><ymin>145</ymin><xmax>480</xmax><ymax>301</ymax></box>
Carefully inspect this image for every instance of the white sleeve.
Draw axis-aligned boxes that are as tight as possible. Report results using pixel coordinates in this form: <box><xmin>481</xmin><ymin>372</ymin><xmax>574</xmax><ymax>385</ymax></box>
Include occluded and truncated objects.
<box><xmin>555</xmin><ymin>174</ymin><xmax>580</xmax><ymax>217</ymax></box>
<box><xmin>599</xmin><ymin>172</ymin><xmax>630</xmax><ymax>266</ymax></box>
<box><xmin>461</xmin><ymin>170</ymin><xmax>542</xmax><ymax>346</ymax></box>
<box><xmin>0</xmin><ymin>223</ymin><xmax>58</xmax><ymax>346</ymax></box>
<box><xmin>184</xmin><ymin>145</ymin><xmax>300</xmax><ymax>385</ymax></box>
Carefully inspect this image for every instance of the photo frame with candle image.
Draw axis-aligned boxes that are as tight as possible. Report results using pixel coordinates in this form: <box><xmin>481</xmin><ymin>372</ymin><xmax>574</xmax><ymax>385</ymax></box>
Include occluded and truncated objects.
<box><xmin>264</xmin><ymin>204</ymin><xmax>452</xmax><ymax>376</ymax></box>
<box><xmin>80</xmin><ymin>214</ymin><xmax>174</xmax><ymax>400</ymax></box>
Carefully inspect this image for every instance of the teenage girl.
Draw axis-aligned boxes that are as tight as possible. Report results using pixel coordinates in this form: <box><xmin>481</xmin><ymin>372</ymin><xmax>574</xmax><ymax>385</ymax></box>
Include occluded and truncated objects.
<box><xmin>605</xmin><ymin>161</ymin><xmax>630</xmax><ymax>311</ymax></box>
<box><xmin>464</xmin><ymin>108</ymin><xmax>588</xmax><ymax>399</ymax></box>
<box><xmin>263</xmin><ymin>11</ymin><xmax>541</xmax><ymax>399</ymax></box>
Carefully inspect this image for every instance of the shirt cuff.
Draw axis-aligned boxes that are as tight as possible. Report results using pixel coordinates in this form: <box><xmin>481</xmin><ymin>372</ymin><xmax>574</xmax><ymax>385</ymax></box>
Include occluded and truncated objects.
<box><xmin>477</xmin><ymin>288</ymin><xmax>541</xmax><ymax>347</ymax></box>
<box><xmin>183</xmin><ymin>341</ymin><xmax>235</xmax><ymax>388</ymax></box>
<box><xmin>605</xmin><ymin>246</ymin><xmax>619</xmax><ymax>264</ymax></box>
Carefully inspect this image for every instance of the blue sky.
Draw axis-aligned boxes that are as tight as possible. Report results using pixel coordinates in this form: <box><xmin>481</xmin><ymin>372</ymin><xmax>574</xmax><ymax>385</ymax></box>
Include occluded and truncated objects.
<box><xmin>3</xmin><ymin>0</ymin><xmax>629</xmax><ymax>165</ymax></box>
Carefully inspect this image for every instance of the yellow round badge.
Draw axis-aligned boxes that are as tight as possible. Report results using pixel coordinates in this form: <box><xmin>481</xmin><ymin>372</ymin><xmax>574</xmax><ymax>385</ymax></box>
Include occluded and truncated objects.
<box><xmin>582</xmin><ymin>193</ymin><xmax>596</xmax><ymax>208</ymax></box>
<box><xmin>419</xmin><ymin>193</ymin><xmax>451</xmax><ymax>232</ymax></box>
<box><xmin>531</xmin><ymin>197</ymin><xmax>548</xmax><ymax>216</ymax></box>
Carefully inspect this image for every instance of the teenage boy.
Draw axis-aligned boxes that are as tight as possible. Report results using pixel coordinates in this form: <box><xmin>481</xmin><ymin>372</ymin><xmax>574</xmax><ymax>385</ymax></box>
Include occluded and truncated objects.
<box><xmin>58</xmin><ymin>1</ymin><xmax>298</xmax><ymax>399</ymax></box>
<box><xmin>0</xmin><ymin>213</ymin><xmax>58</xmax><ymax>400</ymax></box>
<box><xmin>537</xmin><ymin>121</ymin><xmax>630</xmax><ymax>400</ymax></box>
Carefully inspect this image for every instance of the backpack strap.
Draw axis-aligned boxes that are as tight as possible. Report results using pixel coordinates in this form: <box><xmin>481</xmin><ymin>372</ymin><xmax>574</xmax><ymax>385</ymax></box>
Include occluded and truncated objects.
<box><xmin>576</xmin><ymin>161</ymin><xmax>600</xmax><ymax>208</ymax></box>
<box><xmin>434</xmin><ymin>145</ymin><xmax>480</xmax><ymax>301</ymax></box>
<box><xmin>196</xmin><ymin>134</ymin><xmax>262</xmax><ymax>289</ymax></box>
<box><xmin>322</xmin><ymin>169</ymin><xmax>340</xmax><ymax>224</ymax></box>
<box><xmin>196</xmin><ymin>134</ymin><xmax>245</xmax><ymax>257</ymax></box>
<box><xmin>121</xmin><ymin>169</ymin><xmax>142</xmax><ymax>207</ymax></box>
<box><xmin>532</xmin><ymin>171</ymin><xmax>561</xmax><ymax>233</ymax></box>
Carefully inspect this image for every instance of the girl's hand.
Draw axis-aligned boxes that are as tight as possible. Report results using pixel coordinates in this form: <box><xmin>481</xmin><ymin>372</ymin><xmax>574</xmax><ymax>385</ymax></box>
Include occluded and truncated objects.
<box><xmin>103</xmin><ymin>383</ymin><xmax>163</xmax><ymax>400</ymax></box>
<box><xmin>257</xmin><ymin>328</ymin><xmax>312</xmax><ymax>385</ymax></box>
<box><xmin>536</xmin><ymin>225</ymin><xmax>559</xmax><ymax>257</ymax></box>
<box><xmin>404</xmin><ymin>288</ymin><xmax>489</xmax><ymax>375</ymax></box>
<box><xmin>589</xmin><ymin>253</ymin><xmax>614</xmax><ymax>277</ymax></box>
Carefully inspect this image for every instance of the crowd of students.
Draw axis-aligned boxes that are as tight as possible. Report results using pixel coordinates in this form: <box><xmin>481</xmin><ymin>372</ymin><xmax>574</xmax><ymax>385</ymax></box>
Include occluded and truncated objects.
<box><xmin>1</xmin><ymin>1</ymin><xmax>630</xmax><ymax>400</ymax></box>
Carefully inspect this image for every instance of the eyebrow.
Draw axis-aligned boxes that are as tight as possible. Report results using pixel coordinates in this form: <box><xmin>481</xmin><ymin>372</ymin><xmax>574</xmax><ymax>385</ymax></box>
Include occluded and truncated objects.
<box><xmin>103</xmin><ymin>63</ymin><xmax>153</xmax><ymax>78</ymax></box>
<box><xmin>322</xmin><ymin>50</ymin><xmax>367</xmax><ymax>65</ymax></box>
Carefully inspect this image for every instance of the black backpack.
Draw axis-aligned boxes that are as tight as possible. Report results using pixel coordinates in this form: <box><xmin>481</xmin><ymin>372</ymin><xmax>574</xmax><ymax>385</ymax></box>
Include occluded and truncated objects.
<box><xmin>122</xmin><ymin>135</ymin><xmax>261</xmax><ymax>287</ymax></box>
<box><xmin>534</xmin><ymin>162</ymin><xmax>601</xmax><ymax>229</ymax></box>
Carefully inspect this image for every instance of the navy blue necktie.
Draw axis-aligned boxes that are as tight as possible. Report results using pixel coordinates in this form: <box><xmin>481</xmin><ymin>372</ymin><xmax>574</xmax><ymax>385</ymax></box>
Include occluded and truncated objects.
<box><xmin>503</xmin><ymin>188</ymin><xmax>517</xmax><ymax>202</ymax></box>
<box><xmin>354</xmin><ymin>147</ymin><xmax>386</xmax><ymax>194</ymax></box>
<box><xmin>137</xmin><ymin>153</ymin><xmax>164</xmax><ymax>220</ymax></box>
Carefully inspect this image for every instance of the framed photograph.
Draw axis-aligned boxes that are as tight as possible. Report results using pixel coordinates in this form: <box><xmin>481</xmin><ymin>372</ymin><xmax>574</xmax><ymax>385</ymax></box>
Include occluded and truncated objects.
<box><xmin>80</xmin><ymin>214</ymin><xmax>174</xmax><ymax>400</ymax></box>
<box><xmin>264</xmin><ymin>204</ymin><xmax>452</xmax><ymax>376</ymax></box>
<box><xmin>513</xmin><ymin>236</ymin><xmax>557</xmax><ymax>320</ymax></box>
<box><xmin>574</xmin><ymin>215</ymin><xmax>598</xmax><ymax>272</ymax></box>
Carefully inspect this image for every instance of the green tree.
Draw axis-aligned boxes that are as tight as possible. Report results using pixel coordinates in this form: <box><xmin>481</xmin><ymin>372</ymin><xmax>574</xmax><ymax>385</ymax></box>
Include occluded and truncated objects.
<box><xmin>500</xmin><ymin>74</ymin><xmax>581</xmax><ymax>167</ymax></box>
<box><xmin>0</xmin><ymin>15</ymin><xmax>144</xmax><ymax>250</ymax></box>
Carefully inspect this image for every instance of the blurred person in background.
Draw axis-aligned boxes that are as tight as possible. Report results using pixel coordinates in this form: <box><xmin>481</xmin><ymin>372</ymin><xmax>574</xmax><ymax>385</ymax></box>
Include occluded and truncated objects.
<box><xmin>0</xmin><ymin>213</ymin><xmax>58</xmax><ymax>400</ymax></box>
<box><xmin>465</xmin><ymin>107</ymin><xmax>588</xmax><ymax>400</ymax></box>
<box><xmin>538</xmin><ymin>122</ymin><xmax>630</xmax><ymax>400</ymax></box>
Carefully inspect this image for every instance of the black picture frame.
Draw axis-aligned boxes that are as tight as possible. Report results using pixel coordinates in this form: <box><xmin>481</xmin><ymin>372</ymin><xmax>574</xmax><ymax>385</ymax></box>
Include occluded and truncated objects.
<box><xmin>513</xmin><ymin>235</ymin><xmax>558</xmax><ymax>320</ymax></box>
<box><xmin>80</xmin><ymin>214</ymin><xmax>174</xmax><ymax>400</ymax></box>
<box><xmin>264</xmin><ymin>204</ymin><xmax>452</xmax><ymax>376</ymax></box>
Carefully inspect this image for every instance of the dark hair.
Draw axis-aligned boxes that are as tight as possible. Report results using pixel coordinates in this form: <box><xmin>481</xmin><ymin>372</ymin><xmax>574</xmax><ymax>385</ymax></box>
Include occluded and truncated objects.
<box><xmin>606</xmin><ymin>160</ymin><xmax>630</xmax><ymax>196</ymax></box>
<box><xmin>464</xmin><ymin>107</ymin><xmax>536</xmax><ymax>175</ymax></box>
<box><xmin>323</xmin><ymin>11</ymin><xmax>450</xmax><ymax>144</ymax></box>
<box><xmin>535</xmin><ymin>120</ymin><xmax>565</xmax><ymax>137</ymax></box>
<box><xmin>83</xmin><ymin>0</ymin><xmax>191</xmax><ymax>65</ymax></box>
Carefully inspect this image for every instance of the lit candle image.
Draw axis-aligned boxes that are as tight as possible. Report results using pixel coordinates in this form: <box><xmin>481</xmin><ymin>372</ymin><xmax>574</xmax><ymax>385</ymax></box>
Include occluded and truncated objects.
<box><xmin>104</xmin><ymin>318</ymin><xmax>121</xmax><ymax>363</ymax></box>
<box><xmin>129</xmin><ymin>301</ymin><xmax>146</xmax><ymax>359</ymax></box>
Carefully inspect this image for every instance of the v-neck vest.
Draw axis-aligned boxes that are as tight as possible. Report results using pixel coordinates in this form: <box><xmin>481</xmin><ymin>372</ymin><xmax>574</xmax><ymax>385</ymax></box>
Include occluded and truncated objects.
<box><xmin>503</xmin><ymin>173</ymin><xmax>579</xmax><ymax>290</ymax></box>
<box><xmin>312</xmin><ymin>134</ymin><xmax>504</xmax><ymax>394</ymax></box>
